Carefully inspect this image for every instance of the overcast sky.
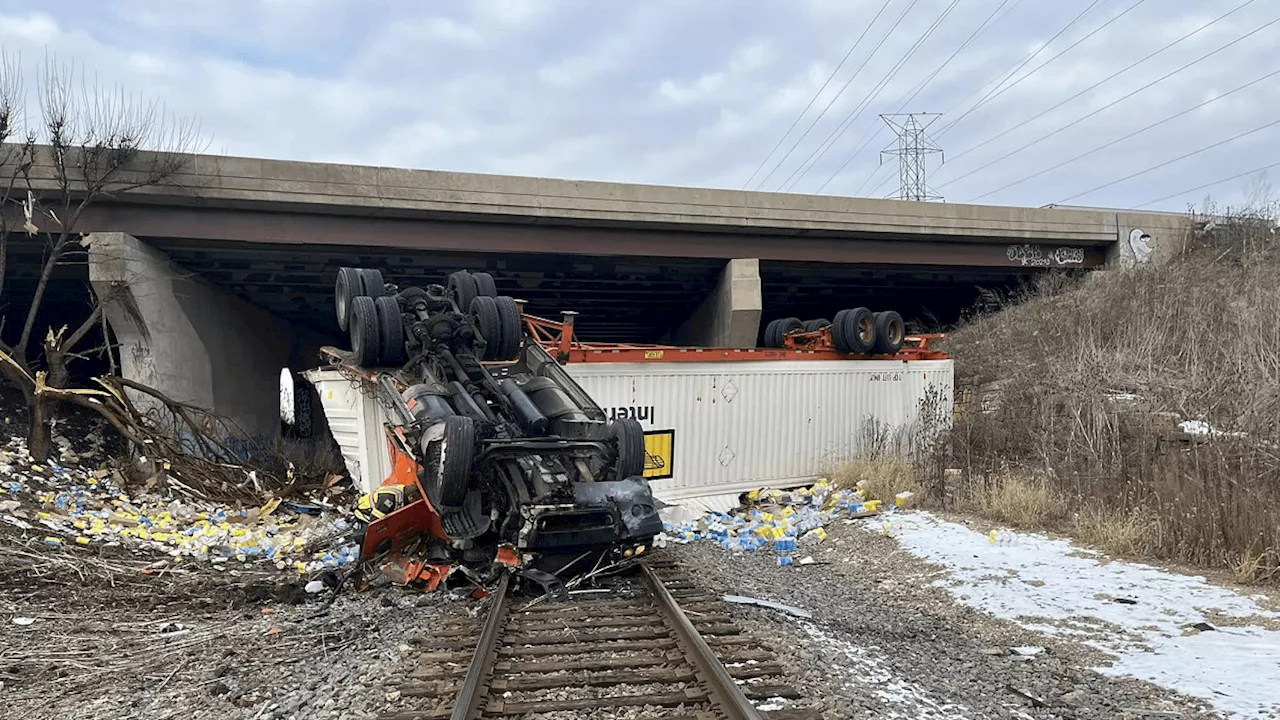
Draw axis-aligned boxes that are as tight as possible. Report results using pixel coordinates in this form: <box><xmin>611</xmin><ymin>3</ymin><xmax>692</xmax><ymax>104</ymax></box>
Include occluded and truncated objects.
<box><xmin>1</xmin><ymin>0</ymin><xmax>1276</xmax><ymax>212</ymax></box>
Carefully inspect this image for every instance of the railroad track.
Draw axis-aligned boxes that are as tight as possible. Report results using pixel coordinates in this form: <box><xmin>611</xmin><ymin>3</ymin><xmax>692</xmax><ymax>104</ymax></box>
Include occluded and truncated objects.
<box><xmin>380</xmin><ymin>555</ymin><xmax>821</xmax><ymax>720</ymax></box>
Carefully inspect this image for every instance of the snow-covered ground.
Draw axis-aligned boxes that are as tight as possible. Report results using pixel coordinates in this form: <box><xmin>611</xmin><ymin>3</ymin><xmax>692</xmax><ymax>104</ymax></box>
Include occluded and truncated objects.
<box><xmin>872</xmin><ymin>511</ymin><xmax>1280</xmax><ymax>719</ymax></box>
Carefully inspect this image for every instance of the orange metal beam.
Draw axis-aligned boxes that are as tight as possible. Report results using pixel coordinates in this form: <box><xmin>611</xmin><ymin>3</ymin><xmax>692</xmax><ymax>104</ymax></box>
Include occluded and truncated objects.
<box><xmin>521</xmin><ymin>312</ymin><xmax>949</xmax><ymax>364</ymax></box>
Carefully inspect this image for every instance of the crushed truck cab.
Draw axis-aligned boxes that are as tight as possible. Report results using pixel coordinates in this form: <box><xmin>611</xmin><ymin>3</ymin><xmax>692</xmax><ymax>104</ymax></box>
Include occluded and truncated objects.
<box><xmin>315</xmin><ymin>268</ymin><xmax>662</xmax><ymax>591</ymax></box>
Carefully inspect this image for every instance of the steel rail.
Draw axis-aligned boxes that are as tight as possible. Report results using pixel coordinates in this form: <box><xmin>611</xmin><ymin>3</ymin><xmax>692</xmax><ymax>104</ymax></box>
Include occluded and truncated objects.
<box><xmin>643</xmin><ymin>564</ymin><xmax>765</xmax><ymax>720</ymax></box>
<box><xmin>450</xmin><ymin>572</ymin><xmax>511</xmax><ymax>720</ymax></box>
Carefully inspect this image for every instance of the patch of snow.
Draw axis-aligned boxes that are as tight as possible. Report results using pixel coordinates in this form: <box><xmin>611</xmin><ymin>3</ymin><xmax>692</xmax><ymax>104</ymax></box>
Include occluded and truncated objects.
<box><xmin>801</xmin><ymin>622</ymin><xmax>973</xmax><ymax>718</ymax></box>
<box><xmin>1180</xmin><ymin>419</ymin><xmax>1214</xmax><ymax>436</ymax></box>
<box><xmin>871</xmin><ymin>511</ymin><xmax>1280</xmax><ymax>719</ymax></box>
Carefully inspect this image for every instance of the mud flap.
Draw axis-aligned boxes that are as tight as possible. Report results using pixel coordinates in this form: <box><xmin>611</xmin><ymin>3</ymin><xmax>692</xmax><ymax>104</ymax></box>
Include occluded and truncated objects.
<box><xmin>519</xmin><ymin>568</ymin><xmax>568</xmax><ymax>602</ymax></box>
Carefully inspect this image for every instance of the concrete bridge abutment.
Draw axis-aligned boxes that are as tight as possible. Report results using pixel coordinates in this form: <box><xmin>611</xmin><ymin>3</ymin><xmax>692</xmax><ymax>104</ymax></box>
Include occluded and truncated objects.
<box><xmin>86</xmin><ymin>232</ymin><xmax>310</xmax><ymax>452</ymax></box>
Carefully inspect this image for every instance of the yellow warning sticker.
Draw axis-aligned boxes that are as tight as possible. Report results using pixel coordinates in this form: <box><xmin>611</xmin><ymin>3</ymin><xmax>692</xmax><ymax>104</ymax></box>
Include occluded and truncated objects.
<box><xmin>644</xmin><ymin>350</ymin><xmax>665</xmax><ymax>359</ymax></box>
<box><xmin>642</xmin><ymin>429</ymin><xmax>675</xmax><ymax>480</ymax></box>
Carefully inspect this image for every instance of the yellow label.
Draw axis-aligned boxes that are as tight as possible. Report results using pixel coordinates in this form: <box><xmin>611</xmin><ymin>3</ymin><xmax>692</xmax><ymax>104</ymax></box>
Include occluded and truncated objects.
<box><xmin>644</xmin><ymin>350</ymin><xmax>664</xmax><ymax>359</ymax></box>
<box><xmin>641</xmin><ymin>429</ymin><xmax>675</xmax><ymax>480</ymax></box>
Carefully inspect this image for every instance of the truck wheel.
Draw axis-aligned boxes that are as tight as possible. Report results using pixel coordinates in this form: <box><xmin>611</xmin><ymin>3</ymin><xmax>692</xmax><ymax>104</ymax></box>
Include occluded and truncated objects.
<box><xmin>357</xmin><ymin>268</ymin><xmax>386</xmax><ymax>298</ymax></box>
<box><xmin>761</xmin><ymin>319</ymin><xmax>779</xmax><ymax>348</ymax></box>
<box><xmin>802</xmin><ymin>318</ymin><xmax>831</xmax><ymax>332</ymax></box>
<box><xmin>335</xmin><ymin>267</ymin><xmax>361</xmax><ymax>331</ymax></box>
<box><xmin>472</xmin><ymin>271</ymin><xmax>498</xmax><ymax>298</ymax></box>
<box><xmin>375</xmin><ymin>296</ymin><xmax>406</xmax><ymax>366</ymax></box>
<box><xmin>611</xmin><ymin>417</ymin><xmax>645</xmax><ymax>480</ymax></box>
<box><xmin>469</xmin><ymin>296</ymin><xmax>501</xmax><ymax>361</ymax></box>
<box><xmin>493</xmin><ymin>296</ymin><xmax>523</xmax><ymax>360</ymax></box>
<box><xmin>349</xmin><ymin>295</ymin><xmax>381</xmax><ymax>366</ymax></box>
<box><xmin>448</xmin><ymin>271</ymin><xmax>478</xmax><ymax>314</ymax></box>
<box><xmin>769</xmin><ymin>317</ymin><xmax>802</xmax><ymax>347</ymax></box>
<box><xmin>833</xmin><ymin>307</ymin><xmax>876</xmax><ymax>354</ymax></box>
<box><xmin>437</xmin><ymin>416</ymin><xmax>476</xmax><ymax>507</ymax></box>
<box><xmin>873</xmin><ymin>310</ymin><xmax>906</xmax><ymax>355</ymax></box>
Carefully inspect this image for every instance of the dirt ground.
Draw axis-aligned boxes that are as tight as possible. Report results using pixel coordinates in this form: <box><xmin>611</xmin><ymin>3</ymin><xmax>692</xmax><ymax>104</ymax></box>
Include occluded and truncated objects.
<box><xmin>0</xmin><ymin>535</ymin><xmax>475</xmax><ymax>720</ymax></box>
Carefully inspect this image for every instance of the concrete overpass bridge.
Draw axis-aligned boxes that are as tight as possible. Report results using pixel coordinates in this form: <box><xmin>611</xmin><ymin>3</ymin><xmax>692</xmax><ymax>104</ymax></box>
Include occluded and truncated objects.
<box><xmin>4</xmin><ymin>149</ymin><xmax>1186</xmax><ymax>439</ymax></box>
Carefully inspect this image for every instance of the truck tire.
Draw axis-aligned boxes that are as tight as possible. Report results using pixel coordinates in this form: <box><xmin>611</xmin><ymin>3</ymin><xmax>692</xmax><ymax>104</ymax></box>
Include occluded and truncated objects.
<box><xmin>357</xmin><ymin>268</ymin><xmax>386</xmax><ymax>298</ymax></box>
<box><xmin>493</xmin><ymin>296</ymin><xmax>522</xmax><ymax>361</ymax></box>
<box><xmin>448</xmin><ymin>271</ymin><xmax>478</xmax><ymax>314</ymax></box>
<box><xmin>335</xmin><ymin>267</ymin><xmax>361</xmax><ymax>331</ymax></box>
<box><xmin>611</xmin><ymin>417</ymin><xmax>645</xmax><ymax>480</ymax></box>
<box><xmin>768</xmin><ymin>317</ymin><xmax>803</xmax><ymax>348</ymax></box>
<box><xmin>375</xmin><ymin>296</ymin><xmax>406</xmax><ymax>366</ymax></box>
<box><xmin>469</xmin><ymin>296</ymin><xmax>501</xmax><ymax>361</ymax></box>
<box><xmin>472</xmin><ymin>271</ymin><xmax>498</xmax><ymax>298</ymax></box>
<box><xmin>349</xmin><ymin>295</ymin><xmax>381</xmax><ymax>366</ymax></box>
<box><xmin>761</xmin><ymin>319</ymin><xmax>779</xmax><ymax>348</ymax></box>
<box><xmin>437</xmin><ymin>415</ymin><xmax>476</xmax><ymax>507</ymax></box>
<box><xmin>802</xmin><ymin>318</ymin><xmax>831</xmax><ymax>332</ymax></box>
<box><xmin>873</xmin><ymin>310</ymin><xmax>906</xmax><ymax>355</ymax></box>
<box><xmin>833</xmin><ymin>307</ymin><xmax>876</xmax><ymax>354</ymax></box>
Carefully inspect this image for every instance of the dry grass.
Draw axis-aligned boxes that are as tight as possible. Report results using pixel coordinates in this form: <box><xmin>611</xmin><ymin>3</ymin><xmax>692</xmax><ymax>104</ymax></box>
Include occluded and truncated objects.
<box><xmin>963</xmin><ymin>472</ymin><xmax>1061</xmax><ymax>529</ymax></box>
<box><xmin>827</xmin><ymin>457</ymin><xmax>920</xmax><ymax>504</ymax></box>
<box><xmin>1072</xmin><ymin>503</ymin><xmax>1162</xmax><ymax>558</ymax></box>
<box><xmin>928</xmin><ymin>204</ymin><xmax>1280</xmax><ymax>582</ymax></box>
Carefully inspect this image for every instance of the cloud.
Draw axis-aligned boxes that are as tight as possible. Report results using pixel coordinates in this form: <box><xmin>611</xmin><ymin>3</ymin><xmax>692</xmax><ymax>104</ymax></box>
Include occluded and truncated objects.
<box><xmin>0</xmin><ymin>0</ymin><xmax>1275</xmax><ymax>212</ymax></box>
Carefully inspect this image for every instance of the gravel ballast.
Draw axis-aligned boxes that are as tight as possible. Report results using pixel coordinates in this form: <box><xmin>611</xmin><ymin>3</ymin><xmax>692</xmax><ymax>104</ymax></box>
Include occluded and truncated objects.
<box><xmin>666</xmin><ymin>516</ymin><xmax>1226</xmax><ymax>720</ymax></box>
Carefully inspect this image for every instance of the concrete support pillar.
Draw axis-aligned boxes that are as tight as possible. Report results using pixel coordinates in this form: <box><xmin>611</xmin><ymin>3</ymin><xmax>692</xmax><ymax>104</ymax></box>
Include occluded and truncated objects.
<box><xmin>87</xmin><ymin>232</ymin><xmax>295</xmax><ymax>449</ymax></box>
<box><xmin>673</xmin><ymin>258</ymin><xmax>762</xmax><ymax>348</ymax></box>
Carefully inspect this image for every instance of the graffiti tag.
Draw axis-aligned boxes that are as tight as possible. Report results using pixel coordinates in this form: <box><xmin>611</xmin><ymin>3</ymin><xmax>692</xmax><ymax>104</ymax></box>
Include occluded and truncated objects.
<box><xmin>1050</xmin><ymin>246</ymin><xmax>1085</xmax><ymax>265</ymax></box>
<box><xmin>1006</xmin><ymin>244</ymin><xmax>1087</xmax><ymax>267</ymax></box>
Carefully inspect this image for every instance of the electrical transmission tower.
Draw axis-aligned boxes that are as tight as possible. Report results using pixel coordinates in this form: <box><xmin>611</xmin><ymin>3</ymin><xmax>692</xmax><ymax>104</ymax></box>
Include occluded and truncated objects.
<box><xmin>880</xmin><ymin>113</ymin><xmax>944</xmax><ymax>202</ymax></box>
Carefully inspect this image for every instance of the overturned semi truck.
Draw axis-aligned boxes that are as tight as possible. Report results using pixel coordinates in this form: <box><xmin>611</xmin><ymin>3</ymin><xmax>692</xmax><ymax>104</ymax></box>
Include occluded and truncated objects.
<box><xmin>318</xmin><ymin>267</ymin><xmax>663</xmax><ymax>593</ymax></box>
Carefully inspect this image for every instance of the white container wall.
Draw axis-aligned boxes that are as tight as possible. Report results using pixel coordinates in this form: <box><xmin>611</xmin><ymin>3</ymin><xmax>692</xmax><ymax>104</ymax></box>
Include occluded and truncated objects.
<box><xmin>303</xmin><ymin>369</ymin><xmax>391</xmax><ymax>494</ymax></box>
<box><xmin>304</xmin><ymin>360</ymin><xmax>953</xmax><ymax>502</ymax></box>
<box><xmin>564</xmin><ymin>359</ymin><xmax>953</xmax><ymax>503</ymax></box>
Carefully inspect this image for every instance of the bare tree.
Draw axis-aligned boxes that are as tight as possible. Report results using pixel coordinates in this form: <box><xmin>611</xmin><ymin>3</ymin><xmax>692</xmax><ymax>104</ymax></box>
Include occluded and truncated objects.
<box><xmin>0</xmin><ymin>52</ymin><xmax>204</xmax><ymax>462</ymax></box>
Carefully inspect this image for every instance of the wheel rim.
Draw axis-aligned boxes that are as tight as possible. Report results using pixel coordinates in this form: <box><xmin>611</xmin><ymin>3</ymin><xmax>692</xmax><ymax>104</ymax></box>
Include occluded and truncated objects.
<box><xmin>858</xmin><ymin>316</ymin><xmax>874</xmax><ymax>343</ymax></box>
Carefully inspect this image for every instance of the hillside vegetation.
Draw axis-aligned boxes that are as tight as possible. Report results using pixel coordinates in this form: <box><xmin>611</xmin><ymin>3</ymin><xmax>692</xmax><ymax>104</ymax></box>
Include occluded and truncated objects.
<box><xmin>920</xmin><ymin>207</ymin><xmax>1280</xmax><ymax>581</ymax></box>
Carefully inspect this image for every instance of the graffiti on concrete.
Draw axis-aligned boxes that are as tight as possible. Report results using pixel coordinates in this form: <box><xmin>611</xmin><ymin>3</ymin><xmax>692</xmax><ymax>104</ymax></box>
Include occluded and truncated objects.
<box><xmin>1006</xmin><ymin>244</ymin><xmax>1088</xmax><ymax>267</ymax></box>
<box><xmin>1128</xmin><ymin>228</ymin><xmax>1153</xmax><ymax>263</ymax></box>
<box><xmin>1049</xmin><ymin>246</ymin><xmax>1085</xmax><ymax>265</ymax></box>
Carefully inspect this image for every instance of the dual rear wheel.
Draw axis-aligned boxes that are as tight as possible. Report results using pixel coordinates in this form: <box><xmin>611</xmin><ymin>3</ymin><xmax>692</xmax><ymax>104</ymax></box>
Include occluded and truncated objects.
<box><xmin>764</xmin><ymin>308</ymin><xmax>905</xmax><ymax>355</ymax></box>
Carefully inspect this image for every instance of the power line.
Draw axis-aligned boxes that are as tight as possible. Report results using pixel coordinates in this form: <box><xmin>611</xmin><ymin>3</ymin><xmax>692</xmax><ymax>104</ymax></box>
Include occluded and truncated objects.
<box><xmin>967</xmin><ymin>65</ymin><xmax>1280</xmax><ymax>202</ymax></box>
<box><xmin>947</xmin><ymin>0</ymin><xmax>1255</xmax><ymax>168</ymax></box>
<box><xmin>751</xmin><ymin>0</ymin><xmax>904</xmax><ymax>191</ymax></box>
<box><xmin>933</xmin><ymin>15</ymin><xmax>1280</xmax><ymax>191</ymax></box>
<box><xmin>779</xmin><ymin>0</ymin><xmax>958</xmax><ymax>192</ymax></box>
<box><xmin>941</xmin><ymin>0</ymin><xmax>1150</xmax><ymax>141</ymax></box>
<box><xmin>741</xmin><ymin>0</ymin><xmax>894</xmax><ymax>189</ymax></box>
<box><xmin>1134</xmin><ymin>159</ymin><xmax>1280</xmax><ymax>209</ymax></box>
<box><xmin>815</xmin><ymin>0</ymin><xmax>1019</xmax><ymax>195</ymax></box>
<box><xmin>933</xmin><ymin>0</ymin><xmax>1109</xmax><ymax>138</ymax></box>
<box><xmin>869</xmin><ymin>165</ymin><xmax>897</xmax><ymax>198</ymax></box>
<box><xmin>1055</xmin><ymin>117</ymin><xmax>1280</xmax><ymax>204</ymax></box>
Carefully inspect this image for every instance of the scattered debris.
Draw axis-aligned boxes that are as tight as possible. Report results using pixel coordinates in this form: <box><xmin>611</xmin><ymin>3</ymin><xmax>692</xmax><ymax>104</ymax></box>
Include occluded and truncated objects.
<box><xmin>723</xmin><ymin>594</ymin><xmax>813</xmax><ymax>619</ymax></box>
<box><xmin>658</xmin><ymin>479</ymin><xmax>884</xmax><ymax>563</ymax></box>
<box><xmin>1011</xmin><ymin>645</ymin><xmax>1045</xmax><ymax>657</ymax></box>
<box><xmin>0</xmin><ymin>436</ymin><xmax>360</xmax><ymax>576</ymax></box>
<box><xmin>1006</xmin><ymin>684</ymin><xmax>1049</xmax><ymax>708</ymax></box>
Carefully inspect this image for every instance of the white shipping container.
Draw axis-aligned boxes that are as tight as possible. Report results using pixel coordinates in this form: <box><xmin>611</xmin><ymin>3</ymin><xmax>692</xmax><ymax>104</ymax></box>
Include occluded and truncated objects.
<box><xmin>563</xmin><ymin>359</ymin><xmax>953</xmax><ymax>507</ymax></box>
<box><xmin>304</xmin><ymin>368</ymin><xmax>392</xmax><ymax>494</ymax></box>
<box><xmin>303</xmin><ymin>359</ymin><xmax>954</xmax><ymax>504</ymax></box>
